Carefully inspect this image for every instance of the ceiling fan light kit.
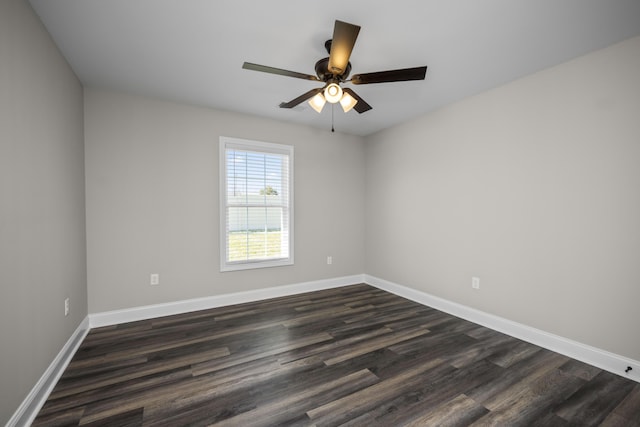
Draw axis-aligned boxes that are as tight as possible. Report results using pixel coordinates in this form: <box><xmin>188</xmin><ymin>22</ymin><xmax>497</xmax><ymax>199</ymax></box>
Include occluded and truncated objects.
<box><xmin>309</xmin><ymin>92</ymin><xmax>326</xmax><ymax>113</ymax></box>
<box><xmin>323</xmin><ymin>82</ymin><xmax>343</xmax><ymax>103</ymax></box>
<box><xmin>308</xmin><ymin>83</ymin><xmax>358</xmax><ymax>114</ymax></box>
<box><xmin>339</xmin><ymin>91</ymin><xmax>358</xmax><ymax>113</ymax></box>
<box><xmin>243</xmin><ymin>19</ymin><xmax>427</xmax><ymax>120</ymax></box>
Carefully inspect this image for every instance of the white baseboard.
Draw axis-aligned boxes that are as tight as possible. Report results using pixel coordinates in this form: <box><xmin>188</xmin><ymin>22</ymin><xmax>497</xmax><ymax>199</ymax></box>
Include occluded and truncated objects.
<box><xmin>12</xmin><ymin>272</ymin><xmax>638</xmax><ymax>427</ymax></box>
<box><xmin>8</xmin><ymin>275</ymin><xmax>363</xmax><ymax>426</ymax></box>
<box><xmin>7</xmin><ymin>316</ymin><xmax>91</xmax><ymax>427</ymax></box>
<box><xmin>90</xmin><ymin>274</ymin><xmax>366</xmax><ymax>328</ymax></box>
<box><xmin>364</xmin><ymin>274</ymin><xmax>640</xmax><ymax>383</ymax></box>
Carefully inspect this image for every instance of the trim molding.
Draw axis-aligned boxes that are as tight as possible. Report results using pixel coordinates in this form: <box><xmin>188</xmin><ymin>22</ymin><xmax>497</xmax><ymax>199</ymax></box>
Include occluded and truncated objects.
<box><xmin>364</xmin><ymin>274</ymin><xmax>640</xmax><ymax>383</ymax></box>
<box><xmin>7</xmin><ymin>316</ymin><xmax>91</xmax><ymax>427</ymax></box>
<box><xmin>12</xmin><ymin>272</ymin><xmax>638</xmax><ymax>426</ymax></box>
<box><xmin>10</xmin><ymin>275</ymin><xmax>363</xmax><ymax>425</ymax></box>
<box><xmin>90</xmin><ymin>274</ymin><xmax>365</xmax><ymax>328</ymax></box>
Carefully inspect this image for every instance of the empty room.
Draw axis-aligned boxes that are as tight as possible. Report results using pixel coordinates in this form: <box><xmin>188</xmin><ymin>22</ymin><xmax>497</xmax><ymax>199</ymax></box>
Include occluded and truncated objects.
<box><xmin>2</xmin><ymin>0</ymin><xmax>640</xmax><ymax>425</ymax></box>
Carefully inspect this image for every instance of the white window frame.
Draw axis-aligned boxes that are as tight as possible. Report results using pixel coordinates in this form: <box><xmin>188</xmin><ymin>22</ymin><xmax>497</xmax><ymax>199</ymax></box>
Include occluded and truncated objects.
<box><xmin>219</xmin><ymin>136</ymin><xmax>294</xmax><ymax>272</ymax></box>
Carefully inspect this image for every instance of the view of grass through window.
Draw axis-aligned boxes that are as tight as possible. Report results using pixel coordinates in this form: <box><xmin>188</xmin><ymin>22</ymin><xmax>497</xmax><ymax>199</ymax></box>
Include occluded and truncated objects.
<box><xmin>221</xmin><ymin>137</ymin><xmax>292</xmax><ymax>271</ymax></box>
<box><xmin>228</xmin><ymin>230</ymin><xmax>283</xmax><ymax>261</ymax></box>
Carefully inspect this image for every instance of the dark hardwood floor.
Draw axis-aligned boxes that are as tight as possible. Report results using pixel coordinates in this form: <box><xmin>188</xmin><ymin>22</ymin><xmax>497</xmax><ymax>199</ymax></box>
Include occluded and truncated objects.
<box><xmin>34</xmin><ymin>284</ymin><xmax>640</xmax><ymax>426</ymax></box>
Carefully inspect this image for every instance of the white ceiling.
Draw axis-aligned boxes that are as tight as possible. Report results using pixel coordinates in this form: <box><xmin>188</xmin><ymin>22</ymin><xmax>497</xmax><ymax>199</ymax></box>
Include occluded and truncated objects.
<box><xmin>29</xmin><ymin>0</ymin><xmax>640</xmax><ymax>136</ymax></box>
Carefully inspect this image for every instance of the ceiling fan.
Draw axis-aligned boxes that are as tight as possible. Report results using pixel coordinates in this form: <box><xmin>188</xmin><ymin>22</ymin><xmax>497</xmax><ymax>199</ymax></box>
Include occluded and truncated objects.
<box><xmin>242</xmin><ymin>20</ymin><xmax>427</xmax><ymax>115</ymax></box>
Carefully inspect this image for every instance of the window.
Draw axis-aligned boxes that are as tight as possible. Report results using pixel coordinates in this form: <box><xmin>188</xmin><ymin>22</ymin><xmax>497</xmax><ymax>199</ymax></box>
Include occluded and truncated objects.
<box><xmin>219</xmin><ymin>137</ymin><xmax>293</xmax><ymax>271</ymax></box>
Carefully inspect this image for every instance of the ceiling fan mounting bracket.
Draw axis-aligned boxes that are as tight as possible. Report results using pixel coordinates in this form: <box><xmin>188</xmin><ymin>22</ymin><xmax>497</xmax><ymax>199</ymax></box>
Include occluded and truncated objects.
<box><xmin>324</xmin><ymin>39</ymin><xmax>333</xmax><ymax>54</ymax></box>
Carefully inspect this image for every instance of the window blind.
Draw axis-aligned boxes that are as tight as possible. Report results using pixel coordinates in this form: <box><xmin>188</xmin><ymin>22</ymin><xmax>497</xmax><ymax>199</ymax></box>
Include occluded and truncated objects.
<box><xmin>220</xmin><ymin>137</ymin><xmax>293</xmax><ymax>271</ymax></box>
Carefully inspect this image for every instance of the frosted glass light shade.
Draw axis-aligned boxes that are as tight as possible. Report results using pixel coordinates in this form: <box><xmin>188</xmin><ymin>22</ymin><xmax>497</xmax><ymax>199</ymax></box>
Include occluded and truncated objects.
<box><xmin>308</xmin><ymin>93</ymin><xmax>326</xmax><ymax>113</ymax></box>
<box><xmin>339</xmin><ymin>92</ymin><xmax>358</xmax><ymax>112</ymax></box>
<box><xmin>324</xmin><ymin>83</ymin><xmax>343</xmax><ymax>103</ymax></box>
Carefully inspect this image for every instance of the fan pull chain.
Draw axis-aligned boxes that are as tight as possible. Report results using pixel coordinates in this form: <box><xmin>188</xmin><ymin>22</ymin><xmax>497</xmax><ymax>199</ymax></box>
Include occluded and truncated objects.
<box><xmin>331</xmin><ymin>103</ymin><xmax>335</xmax><ymax>133</ymax></box>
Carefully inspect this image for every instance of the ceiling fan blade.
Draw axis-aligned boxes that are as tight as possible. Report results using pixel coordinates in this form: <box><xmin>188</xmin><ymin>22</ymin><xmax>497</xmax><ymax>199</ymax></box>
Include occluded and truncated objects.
<box><xmin>343</xmin><ymin>88</ymin><xmax>372</xmax><ymax>114</ymax></box>
<box><xmin>328</xmin><ymin>20</ymin><xmax>361</xmax><ymax>76</ymax></box>
<box><xmin>279</xmin><ymin>88</ymin><xmax>323</xmax><ymax>109</ymax></box>
<box><xmin>351</xmin><ymin>66</ymin><xmax>427</xmax><ymax>85</ymax></box>
<box><xmin>243</xmin><ymin>62</ymin><xmax>320</xmax><ymax>81</ymax></box>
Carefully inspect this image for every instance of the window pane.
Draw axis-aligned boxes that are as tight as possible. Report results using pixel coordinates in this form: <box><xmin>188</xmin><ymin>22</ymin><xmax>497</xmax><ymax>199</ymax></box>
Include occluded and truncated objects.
<box><xmin>227</xmin><ymin>207</ymin><xmax>286</xmax><ymax>262</ymax></box>
<box><xmin>221</xmin><ymin>137</ymin><xmax>292</xmax><ymax>271</ymax></box>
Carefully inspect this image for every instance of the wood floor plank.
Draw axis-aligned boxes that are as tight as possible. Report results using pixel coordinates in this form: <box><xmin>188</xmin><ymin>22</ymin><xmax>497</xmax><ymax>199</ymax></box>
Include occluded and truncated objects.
<box><xmin>51</xmin><ymin>347</ymin><xmax>229</xmax><ymax>399</ymax></box>
<box><xmin>528</xmin><ymin>411</ymin><xmax>571</xmax><ymax>427</ymax></box>
<box><xmin>38</xmin><ymin>367</ymin><xmax>192</xmax><ymax>417</ymax></box>
<box><xmin>328</xmin><ymin>307</ymin><xmax>428</xmax><ymax>337</ymax></box>
<box><xmin>600</xmin><ymin>412</ymin><xmax>640</xmax><ymax>427</ymax></box>
<box><xmin>306</xmin><ymin>357</ymin><xmax>444</xmax><ymax>424</ymax></box>
<box><xmin>479</xmin><ymin>353</ymin><xmax>572</xmax><ymax>411</ymax></box>
<box><xmin>33</xmin><ymin>284</ymin><xmax>640</xmax><ymax>426</ymax></box>
<box><xmin>69</xmin><ymin>329</ymin><xmax>230</xmax><ymax>369</ymax></box>
<box><xmin>77</xmin><ymin>369</ymin><xmax>247</xmax><ymax>424</ymax></box>
<box><xmin>447</xmin><ymin>332</ymin><xmax>516</xmax><ymax>368</ymax></box>
<box><xmin>486</xmin><ymin>338</ymin><xmax>542</xmax><ymax>369</ymax></box>
<box><xmin>469</xmin><ymin>368</ymin><xmax>585</xmax><ymax>425</ymax></box>
<box><xmin>31</xmin><ymin>407</ymin><xmax>85</xmax><ymax>427</ymax></box>
<box><xmin>278</xmin><ymin>326</ymin><xmax>393</xmax><ymax>364</ymax></box>
<box><xmin>211</xmin><ymin>368</ymin><xmax>380</xmax><ymax>427</ymax></box>
<box><xmin>402</xmin><ymin>393</ymin><xmax>488</xmax><ymax>426</ymax></box>
<box><xmin>554</xmin><ymin>370</ymin><xmax>637</xmax><ymax>426</ymax></box>
<box><xmin>281</xmin><ymin>304</ymin><xmax>375</xmax><ymax>328</ymax></box>
<box><xmin>465</xmin><ymin>348</ymin><xmax>568</xmax><ymax>407</ymax></box>
<box><xmin>58</xmin><ymin>355</ymin><xmax>149</xmax><ymax>381</ymax></box>
<box><xmin>611</xmin><ymin>384</ymin><xmax>640</xmax><ymax>423</ymax></box>
<box><xmin>81</xmin><ymin>408</ymin><xmax>144</xmax><ymax>427</ymax></box>
<box><xmin>323</xmin><ymin>325</ymin><xmax>430</xmax><ymax>366</ymax></box>
<box><xmin>389</xmin><ymin>330</ymin><xmax>478</xmax><ymax>362</ymax></box>
<box><xmin>337</xmin><ymin>359</ymin><xmax>502</xmax><ymax>426</ymax></box>
<box><xmin>191</xmin><ymin>332</ymin><xmax>333</xmax><ymax>376</ymax></box>
<box><xmin>559</xmin><ymin>358</ymin><xmax>602</xmax><ymax>381</ymax></box>
<box><xmin>142</xmin><ymin>356</ymin><xmax>327</xmax><ymax>423</ymax></box>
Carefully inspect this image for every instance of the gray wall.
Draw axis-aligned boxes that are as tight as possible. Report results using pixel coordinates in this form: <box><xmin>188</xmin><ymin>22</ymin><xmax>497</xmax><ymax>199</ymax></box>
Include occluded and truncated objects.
<box><xmin>84</xmin><ymin>89</ymin><xmax>365</xmax><ymax>313</ymax></box>
<box><xmin>3</xmin><ymin>2</ymin><xmax>639</xmax><ymax>420</ymax></box>
<box><xmin>365</xmin><ymin>36</ymin><xmax>640</xmax><ymax>361</ymax></box>
<box><xmin>0</xmin><ymin>0</ymin><xmax>87</xmax><ymax>424</ymax></box>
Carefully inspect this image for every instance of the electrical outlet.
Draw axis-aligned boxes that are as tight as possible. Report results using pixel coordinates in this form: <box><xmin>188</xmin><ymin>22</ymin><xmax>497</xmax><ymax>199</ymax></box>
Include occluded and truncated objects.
<box><xmin>327</xmin><ymin>256</ymin><xmax>332</xmax><ymax>265</ymax></box>
<box><xmin>150</xmin><ymin>273</ymin><xmax>159</xmax><ymax>285</ymax></box>
<box><xmin>472</xmin><ymin>277</ymin><xmax>480</xmax><ymax>289</ymax></box>
<box><xmin>64</xmin><ymin>298</ymin><xmax>69</xmax><ymax>316</ymax></box>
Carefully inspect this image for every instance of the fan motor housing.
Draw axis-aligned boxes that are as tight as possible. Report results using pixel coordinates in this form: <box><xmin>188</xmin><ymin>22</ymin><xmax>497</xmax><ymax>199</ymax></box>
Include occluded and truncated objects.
<box><xmin>315</xmin><ymin>57</ymin><xmax>351</xmax><ymax>82</ymax></box>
